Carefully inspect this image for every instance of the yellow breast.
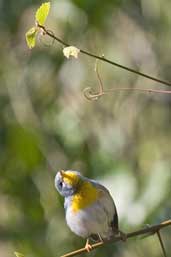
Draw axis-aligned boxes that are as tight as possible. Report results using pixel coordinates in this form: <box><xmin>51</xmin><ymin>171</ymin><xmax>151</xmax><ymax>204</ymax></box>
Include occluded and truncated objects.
<box><xmin>71</xmin><ymin>181</ymin><xmax>99</xmax><ymax>213</ymax></box>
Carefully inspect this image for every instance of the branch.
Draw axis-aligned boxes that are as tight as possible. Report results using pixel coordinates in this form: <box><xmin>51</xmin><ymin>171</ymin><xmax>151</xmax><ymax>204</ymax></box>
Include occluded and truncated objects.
<box><xmin>37</xmin><ymin>24</ymin><xmax>171</xmax><ymax>88</ymax></box>
<box><xmin>156</xmin><ymin>231</ymin><xmax>167</xmax><ymax>257</ymax></box>
<box><xmin>60</xmin><ymin>219</ymin><xmax>171</xmax><ymax>257</ymax></box>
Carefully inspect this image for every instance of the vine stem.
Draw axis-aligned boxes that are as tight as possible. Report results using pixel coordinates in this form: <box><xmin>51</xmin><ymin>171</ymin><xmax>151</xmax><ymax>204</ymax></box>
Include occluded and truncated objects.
<box><xmin>83</xmin><ymin>58</ymin><xmax>171</xmax><ymax>100</ymax></box>
<box><xmin>83</xmin><ymin>86</ymin><xmax>171</xmax><ymax>101</ymax></box>
<box><xmin>38</xmin><ymin>24</ymin><xmax>171</xmax><ymax>87</ymax></box>
<box><xmin>60</xmin><ymin>220</ymin><xmax>171</xmax><ymax>257</ymax></box>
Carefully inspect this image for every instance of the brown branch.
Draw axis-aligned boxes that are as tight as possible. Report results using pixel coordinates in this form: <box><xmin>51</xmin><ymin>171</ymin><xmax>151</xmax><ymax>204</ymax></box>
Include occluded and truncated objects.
<box><xmin>37</xmin><ymin>24</ymin><xmax>171</xmax><ymax>88</ymax></box>
<box><xmin>60</xmin><ymin>219</ymin><xmax>171</xmax><ymax>257</ymax></box>
<box><xmin>156</xmin><ymin>230</ymin><xmax>167</xmax><ymax>257</ymax></box>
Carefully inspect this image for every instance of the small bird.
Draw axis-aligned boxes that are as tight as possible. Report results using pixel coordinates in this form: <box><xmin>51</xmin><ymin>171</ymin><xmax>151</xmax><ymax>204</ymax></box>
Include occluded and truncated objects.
<box><xmin>55</xmin><ymin>170</ymin><xmax>125</xmax><ymax>251</ymax></box>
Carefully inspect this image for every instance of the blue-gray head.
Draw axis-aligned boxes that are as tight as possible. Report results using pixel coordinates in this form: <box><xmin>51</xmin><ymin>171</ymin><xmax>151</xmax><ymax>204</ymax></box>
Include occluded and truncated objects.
<box><xmin>55</xmin><ymin>170</ymin><xmax>82</xmax><ymax>197</ymax></box>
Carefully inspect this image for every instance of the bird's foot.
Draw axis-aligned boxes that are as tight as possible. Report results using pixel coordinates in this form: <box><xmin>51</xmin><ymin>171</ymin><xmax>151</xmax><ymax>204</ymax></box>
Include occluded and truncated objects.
<box><xmin>85</xmin><ymin>239</ymin><xmax>93</xmax><ymax>252</ymax></box>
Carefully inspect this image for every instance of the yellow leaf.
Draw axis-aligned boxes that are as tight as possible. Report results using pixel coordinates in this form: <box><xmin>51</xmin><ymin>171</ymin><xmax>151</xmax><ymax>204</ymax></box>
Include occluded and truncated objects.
<box><xmin>14</xmin><ymin>252</ymin><xmax>24</xmax><ymax>257</ymax></box>
<box><xmin>63</xmin><ymin>46</ymin><xmax>80</xmax><ymax>59</ymax></box>
<box><xmin>35</xmin><ymin>2</ymin><xmax>50</xmax><ymax>26</ymax></box>
<box><xmin>25</xmin><ymin>27</ymin><xmax>37</xmax><ymax>49</ymax></box>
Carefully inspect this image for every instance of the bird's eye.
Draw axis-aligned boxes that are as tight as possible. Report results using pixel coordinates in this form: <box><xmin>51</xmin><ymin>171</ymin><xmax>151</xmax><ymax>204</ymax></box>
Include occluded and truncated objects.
<box><xmin>59</xmin><ymin>181</ymin><xmax>63</xmax><ymax>188</ymax></box>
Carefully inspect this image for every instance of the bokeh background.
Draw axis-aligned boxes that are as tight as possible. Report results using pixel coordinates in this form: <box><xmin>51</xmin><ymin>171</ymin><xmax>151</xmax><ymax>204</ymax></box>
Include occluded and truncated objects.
<box><xmin>0</xmin><ymin>0</ymin><xmax>171</xmax><ymax>256</ymax></box>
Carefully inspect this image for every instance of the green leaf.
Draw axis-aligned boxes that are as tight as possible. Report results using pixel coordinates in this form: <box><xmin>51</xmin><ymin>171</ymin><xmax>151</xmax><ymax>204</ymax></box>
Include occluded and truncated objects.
<box><xmin>25</xmin><ymin>27</ymin><xmax>37</xmax><ymax>49</ymax></box>
<box><xmin>14</xmin><ymin>252</ymin><xmax>24</xmax><ymax>257</ymax></box>
<box><xmin>35</xmin><ymin>2</ymin><xmax>50</xmax><ymax>26</ymax></box>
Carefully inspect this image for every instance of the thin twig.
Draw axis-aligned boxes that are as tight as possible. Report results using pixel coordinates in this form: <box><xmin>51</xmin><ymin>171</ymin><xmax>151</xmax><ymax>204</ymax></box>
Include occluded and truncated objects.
<box><xmin>60</xmin><ymin>219</ymin><xmax>171</xmax><ymax>257</ymax></box>
<box><xmin>83</xmin><ymin>86</ymin><xmax>171</xmax><ymax>101</ymax></box>
<box><xmin>95</xmin><ymin>58</ymin><xmax>104</xmax><ymax>94</ymax></box>
<box><xmin>157</xmin><ymin>230</ymin><xmax>167</xmax><ymax>257</ymax></box>
<box><xmin>37</xmin><ymin>24</ymin><xmax>171</xmax><ymax>88</ymax></box>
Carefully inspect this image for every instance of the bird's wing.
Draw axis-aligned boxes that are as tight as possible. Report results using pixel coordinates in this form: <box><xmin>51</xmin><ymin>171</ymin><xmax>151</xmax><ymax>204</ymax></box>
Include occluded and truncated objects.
<box><xmin>90</xmin><ymin>180</ymin><xmax>119</xmax><ymax>230</ymax></box>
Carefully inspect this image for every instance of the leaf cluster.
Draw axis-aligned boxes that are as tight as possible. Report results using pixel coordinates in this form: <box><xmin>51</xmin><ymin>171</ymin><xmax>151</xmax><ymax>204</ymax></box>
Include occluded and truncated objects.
<box><xmin>25</xmin><ymin>2</ymin><xmax>50</xmax><ymax>49</ymax></box>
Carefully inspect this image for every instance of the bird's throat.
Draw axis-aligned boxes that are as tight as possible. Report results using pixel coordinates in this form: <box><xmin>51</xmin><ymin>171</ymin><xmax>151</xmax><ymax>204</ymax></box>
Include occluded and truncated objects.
<box><xmin>71</xmin><ymin>181</ymin><xmax>99</xmax><ymax>213</ymax></box>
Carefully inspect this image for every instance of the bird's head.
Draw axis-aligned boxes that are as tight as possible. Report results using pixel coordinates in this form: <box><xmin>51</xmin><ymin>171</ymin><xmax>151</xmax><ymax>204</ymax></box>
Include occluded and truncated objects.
<box><xmin>55</xmin><ymin>170</ymin><xmax>82</xmax><ymax>197</ymax></box>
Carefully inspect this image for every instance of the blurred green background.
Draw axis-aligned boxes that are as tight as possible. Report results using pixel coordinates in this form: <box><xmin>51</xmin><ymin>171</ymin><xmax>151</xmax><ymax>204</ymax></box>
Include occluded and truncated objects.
<box><xmin>0</xmin><ymin>0</ymin><xmax>171</xmax><ymax>256</ymax></box>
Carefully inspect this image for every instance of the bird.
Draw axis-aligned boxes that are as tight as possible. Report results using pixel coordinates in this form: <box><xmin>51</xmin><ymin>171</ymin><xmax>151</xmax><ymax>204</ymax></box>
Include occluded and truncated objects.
<box><xmin>55</xmin><ymin>170</ymin><xmax>125</xmax><ymax>251</ymax></box>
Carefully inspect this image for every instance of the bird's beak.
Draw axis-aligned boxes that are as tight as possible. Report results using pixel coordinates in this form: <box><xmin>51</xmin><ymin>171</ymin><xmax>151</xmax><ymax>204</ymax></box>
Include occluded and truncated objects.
<box><xmin>59</xmin><ymin>170</ymin><xmax>65</xmax><ymax>177</ymax></box>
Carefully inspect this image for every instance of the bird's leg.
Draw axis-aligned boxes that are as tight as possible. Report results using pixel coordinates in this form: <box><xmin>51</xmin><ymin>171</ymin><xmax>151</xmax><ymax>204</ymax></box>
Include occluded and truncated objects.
<box><xmin>97</xmin><ymin>233</ymin><xmax>104</xmax><ymax>242</ymax></box>
<box><xmin>85</xmin><ymin>238</ymin><xmax>93</xmax><ymax>252</ymax></box>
